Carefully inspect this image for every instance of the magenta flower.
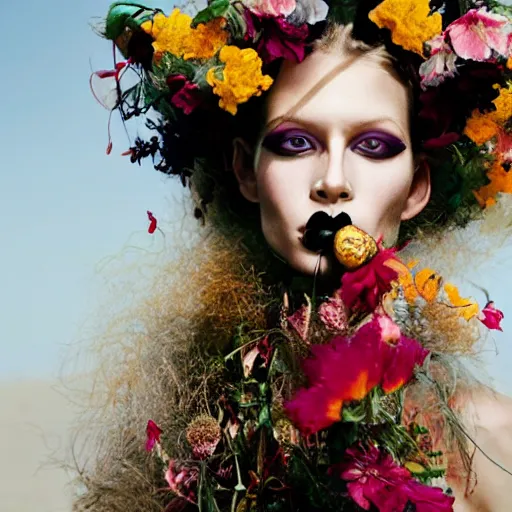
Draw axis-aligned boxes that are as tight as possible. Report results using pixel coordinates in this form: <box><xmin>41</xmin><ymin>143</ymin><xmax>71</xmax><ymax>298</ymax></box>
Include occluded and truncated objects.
<box><xmin>146</xmin><ymin>211</ymin><xmax>158</xmax><ymax>234</ymax></box>
<box><xmin>285</xmin><ymin>317</ymin><xmax>428</xmax><ymax>435</ymax></box>
<box><xmin>420</xmin><ymin>35</ymin><xmax>458</xmax><ymax>89</ymax></box>
<box><xmin>145</xmin><ymin>419</ymin><xmax>162</xmax><ymax>451</ymax></box>
<box><xmin>378</xmin><ymin>315</ymin><xmax>429</xmax><ymax>394</ymax></box>
<box><xmin>243</xmin><ymin>0</ymin><xmax>296</xmax><ymax>17</ymax></box>
<box><xmin>166</xmin><ymin>75</ymin><xmax>203</xmax><ymax>115</ymax></box>
<box><xmin>479</xmin><ymin>301</ymin><xmax>504</xmax><ymax>331</ymax></box>
<box><xmin>331</xmin><ymin>444</ymin><xmax>454</xmax><ymax>512</ymax></box>
<box><xmin>340</xmin><ymin>248</ymin><xmax>399</xmax><ymax>313</ymax></box>
<box><xmin>245</xmin><ymin>12</ymin><xmax>309</xmax><ymax>64</ymax></box>
<box><xmin>445</xmin><ymin>8</ymin><xmax>512</xmax><ymax>62</ymax></box>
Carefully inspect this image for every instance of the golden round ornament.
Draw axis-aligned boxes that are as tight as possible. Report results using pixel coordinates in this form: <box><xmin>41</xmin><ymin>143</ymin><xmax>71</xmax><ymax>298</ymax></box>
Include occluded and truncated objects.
<box><xmin>333</xmin><ymin>225</ymin><xmax>378</xmax><ymax>269</ymax></box>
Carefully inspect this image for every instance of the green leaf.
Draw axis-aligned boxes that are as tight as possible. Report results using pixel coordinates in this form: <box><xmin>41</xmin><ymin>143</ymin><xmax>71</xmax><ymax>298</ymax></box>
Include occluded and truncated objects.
<box><xmin>192</xmin><ymin>0</ymin><xmax>231</xmax><ymax>27</ymax></box>
<box><xmin>257</xmin><ymin>405</ymin><xmax>270</xmax><ymax>428</ymax></box>
<box><xmin>327</xmin><ymin>0</ymin><xmax>358</xmax><ymax>25</ymax></box>
<box><xmin>326</xmin><ymin>422</ymin><xmax>358</xmax><ymax>463</ymax></box>
<box><xmin>105</xmin><ymin>2</ymin><xmax>157</xmax><ymax>40</ymax></box>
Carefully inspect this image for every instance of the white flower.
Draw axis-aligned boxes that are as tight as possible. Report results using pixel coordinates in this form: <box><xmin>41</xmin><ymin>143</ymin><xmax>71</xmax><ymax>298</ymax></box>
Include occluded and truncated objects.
<box><xmin>287</xmin><ymin>0</ymin><xmax>328</xmax><ymax>25</ymax></box>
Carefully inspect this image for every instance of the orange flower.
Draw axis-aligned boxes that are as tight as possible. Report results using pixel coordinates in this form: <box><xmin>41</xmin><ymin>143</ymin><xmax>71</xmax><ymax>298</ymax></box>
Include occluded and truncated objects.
<box><xmin>474</xmin><ymin>158</ymin><xmax>512</xmax><ymax>208</ymax></box>
<box><xmin>464</xmin><ymin>86</ymin><xmax>512</xmax><ymax>145</ymax></box>
<box><xmin>444</xmin><ymin>283</ymin><xmax>479</xmax><ymax>321</ymax></box>
<box><xmin>414</xmin><ymin>268</ymin><xmax>442</xmax><ymax>303</ymax></box>
<box><xmin>368</xmin><ymin>0</ymin><xmax>442</xmax><ymax>56</ymax></box>
<box><xmin>386</xmin><ymin>258</ymin><xmax>418</xmax><ymax>303</ymax></box>
<box><xmin>463</xmin><ymin>110</ymin><xmax>500</xmax><ymax>145</ymax></box>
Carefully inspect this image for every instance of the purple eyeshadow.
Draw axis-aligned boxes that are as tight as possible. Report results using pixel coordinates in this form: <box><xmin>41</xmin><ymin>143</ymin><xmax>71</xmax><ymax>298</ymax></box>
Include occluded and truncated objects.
<box><xmin>350</xmin><ymin>131</ymin><xmax>406</xmax><ymax>159</ymax></box>
<box><xmin>262</xmin><ymin>129</ymin><xmax>318</xmax><ymax>156</ymax></box>
<box><xmin>262</xmin><ymin>127</ymin><xmax>406</xmax><ymax>160</ymax></box>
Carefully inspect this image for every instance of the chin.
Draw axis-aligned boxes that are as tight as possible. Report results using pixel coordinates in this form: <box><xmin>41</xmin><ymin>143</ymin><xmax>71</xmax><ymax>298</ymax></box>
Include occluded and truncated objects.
<box><xmin>285</xmin><ymin>249</ymin><xmax>341</xmax><ymax>281</ymax></box>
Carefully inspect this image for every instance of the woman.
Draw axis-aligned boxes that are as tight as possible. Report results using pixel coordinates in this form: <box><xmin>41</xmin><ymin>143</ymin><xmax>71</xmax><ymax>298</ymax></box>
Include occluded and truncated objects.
<box><xmin>78</xmin><ymin>0</ymin><xmax>512</xmax><ymax>510</ymax></box>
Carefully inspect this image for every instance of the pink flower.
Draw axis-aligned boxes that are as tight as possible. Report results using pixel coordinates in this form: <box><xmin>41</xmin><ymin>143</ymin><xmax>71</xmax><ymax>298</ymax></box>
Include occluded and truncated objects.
<box><xmin>420</xmin><ymin>35</ymin><xmax>458</xmax><ymax>89</ymax></box>
<box><xmin>479</xmin><ymin>301</ymin><xmax>504</xmax><ymax>331</ymax></box>
<box><xmin>147</xmin><ymin>211</ymin><xmax>157</xmax><ymax>234</ymax></box>
<box><xmin>285</xmin><ymin>317</ymin><xmax>428</xmax><ymax>435</ymax></box>
<box><xmin>245</xmin><ymin>12</ymin><xmax>309</xmax><ymax>64</ymax></box>
<box><xmin>340</xmin><ymin>248</ymin><xmax>399</xmax><ymax>313</ymax></box>
<box><xmin>145</xmin><ymin>419</ymin><xmax>162</xmax><ymax>451</ymax></box>
<box><xmin>287</xmin><ymin>299</ymin><xmax>311</xmax><ymax>341</ymax></box>
<box><xmin>330</xmin><ymin>444</ymin><xmax>454</xmax><ymax>512</ymax></box>
<box><xmin>165</xmin><ymin>460</ymin><xmax>199</xmax><ymax>504</ymax></box>
<box><xmin>445</xmin><ymin>8</ymin><xmax>512</xmax><ymax>61</ymax></box>
<box><xmin>166</xmin><ymin>75</ymin><xmax>203</xmax><ymax>115</ymax></box>
<box><xmin>318</xmin><ymin>296</ymin><xmax>348</xmax><ymax>333</ymax></box>
<box><xmin>244</xmin><ymin>0</ymin><xmax>296</xmax><ymax>17</ymax></box>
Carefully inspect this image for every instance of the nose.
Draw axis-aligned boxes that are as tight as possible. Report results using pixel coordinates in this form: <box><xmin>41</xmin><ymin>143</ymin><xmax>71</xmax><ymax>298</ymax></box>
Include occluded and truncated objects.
<box><xmin>310</xmin><ymin>155</ymin><xmax>352</xmax><ymax>204</ymax></box>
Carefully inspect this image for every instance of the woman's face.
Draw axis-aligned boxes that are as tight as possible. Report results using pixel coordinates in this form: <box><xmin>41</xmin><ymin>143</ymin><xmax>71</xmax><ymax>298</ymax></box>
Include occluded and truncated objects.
<box><xmin>234</xmin><ymin>49</ymin><xmax>430</xmax><ymax>275</ymax></box>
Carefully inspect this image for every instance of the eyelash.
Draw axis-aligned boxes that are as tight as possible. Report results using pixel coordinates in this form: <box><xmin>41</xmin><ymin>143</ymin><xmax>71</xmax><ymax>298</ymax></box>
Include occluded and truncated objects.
<box><xmin>262</xmin><ymin>131</ymin><xmax>406</xmax><ymax>160</ymax></box>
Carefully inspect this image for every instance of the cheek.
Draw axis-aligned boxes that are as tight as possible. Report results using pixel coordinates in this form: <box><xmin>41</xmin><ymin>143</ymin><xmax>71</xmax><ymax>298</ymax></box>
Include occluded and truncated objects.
<box><xmin>255</xmin><ymin>153</ymin><xmax>312</xmax><ymax>222</ymax></box>
<box><xmin>348</xmin><ymin>155</ymin><xmax>414</xmax><ymax>234</ymax></box>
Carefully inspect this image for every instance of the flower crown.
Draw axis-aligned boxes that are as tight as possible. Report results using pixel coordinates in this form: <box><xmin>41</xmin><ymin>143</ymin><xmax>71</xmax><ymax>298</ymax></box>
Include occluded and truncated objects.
<box><xmin>93</xmin><ymin>0</ymin><xmax>512</xmax><ymax>223</ymax></box>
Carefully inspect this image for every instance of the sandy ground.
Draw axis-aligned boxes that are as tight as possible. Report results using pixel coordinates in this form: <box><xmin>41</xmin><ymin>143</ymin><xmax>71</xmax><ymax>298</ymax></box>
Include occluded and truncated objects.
<box><xmin>0</xmin><ymin>379</ymin><xmax>76</xmax><ymax>512</ymax></box>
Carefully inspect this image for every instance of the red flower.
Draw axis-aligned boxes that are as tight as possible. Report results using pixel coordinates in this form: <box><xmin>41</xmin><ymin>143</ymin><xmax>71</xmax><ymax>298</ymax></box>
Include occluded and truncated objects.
<box><xmin>145</xmin><ymin>419</ymin><xmax>162</xmax><ymax>451</ymax></box>
<box><xmin>166</xmin><ymin>75</ymin><xmax>203</xmax><ymax>115</ymax></box>
<box><xmin>479</xmin><ymin>301</ymin><xmax>504</xmax><ymax>331</ymax></box>
<box><xmin>245</xmin><ymin>11</ymin><xmax>309</xmax><ymax>64</ymax></box>
<box><xmin>285</xmin><ymin>317</ymin><xmax>428</xmax><ymax>435</ymax></box>
<box><xmin>330</xmin><ymin>444</ymin><xmax>454</xmax><ymax>512</ymax></box>
<box><xmin>340</xmin><ymin>248</ymin><xmax>399</xmax><ymax>313</ymax></box>
<box><xmin>446</xmin><ymin>8</ymin><xmax>512</xmax><ymax>62</ymax></box>
<box><xmin>147</xmin><ymin>210</ymin><xmax>157</xmax><ymax>234</ymax></box>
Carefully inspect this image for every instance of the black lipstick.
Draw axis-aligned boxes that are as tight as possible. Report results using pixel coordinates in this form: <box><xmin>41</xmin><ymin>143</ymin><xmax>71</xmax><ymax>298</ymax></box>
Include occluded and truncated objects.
<box><xmin>301</xmin><ymin>211</ymin><xmax>352</xmax><ymax>253</ymax></box>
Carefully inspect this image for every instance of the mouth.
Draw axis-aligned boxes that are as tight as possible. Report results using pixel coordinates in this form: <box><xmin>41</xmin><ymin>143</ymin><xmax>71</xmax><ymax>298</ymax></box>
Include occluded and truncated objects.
<box><xmin>301</xmin><ymin>211</ymin><xmax>352</xmax><ymax>253</ymax></box>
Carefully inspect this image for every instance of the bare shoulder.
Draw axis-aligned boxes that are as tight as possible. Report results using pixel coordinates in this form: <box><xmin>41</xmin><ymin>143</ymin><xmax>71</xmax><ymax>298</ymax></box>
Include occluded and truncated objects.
<box><xmin>452</xmin><ymin>388</ymin><xmax>512</xmax><ymax>512</ymax></box>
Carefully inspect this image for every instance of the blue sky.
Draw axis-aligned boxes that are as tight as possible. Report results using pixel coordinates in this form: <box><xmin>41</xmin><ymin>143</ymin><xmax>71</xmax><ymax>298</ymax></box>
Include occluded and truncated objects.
<box><xmin>1</xmin><ymin>0</ymin><xmax>511</xmax><ymax>394</ymax></box>
<box><xmin>0</xmin><ymin>0</ymin><xmax>179</xmax><ymax>379</ymax></box>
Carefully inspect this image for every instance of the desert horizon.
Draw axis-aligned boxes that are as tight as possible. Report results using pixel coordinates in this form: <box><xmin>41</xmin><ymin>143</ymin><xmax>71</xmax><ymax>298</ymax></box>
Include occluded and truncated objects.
<box><xmin>0</xmin><ymin>379</ymin><xmax>77</xmax><ymax>512</ymax></box>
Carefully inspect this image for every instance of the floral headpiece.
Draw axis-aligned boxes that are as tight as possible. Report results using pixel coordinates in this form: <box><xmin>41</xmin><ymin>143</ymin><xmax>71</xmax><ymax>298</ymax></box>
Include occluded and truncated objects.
<box><xmin>93</xmin><ymin>0</ymin><xmax>512</xmax><ymax>225</ymax></box>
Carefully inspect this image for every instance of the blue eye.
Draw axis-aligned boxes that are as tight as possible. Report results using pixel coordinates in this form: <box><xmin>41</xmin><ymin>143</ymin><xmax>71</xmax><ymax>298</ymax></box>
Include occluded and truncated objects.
<box><xmin>262</xmin><ymin>130</ymin><xmax>317</xmax><ymax>156</ymax></box>
<box><xmin>351</xmin><ymin>132</ymin><xmax>406</xmax><ymax>160</ymax></box>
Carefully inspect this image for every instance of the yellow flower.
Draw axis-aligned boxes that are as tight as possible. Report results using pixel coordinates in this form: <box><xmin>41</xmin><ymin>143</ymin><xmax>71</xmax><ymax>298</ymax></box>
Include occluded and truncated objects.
<box><xmin>444</xmin><ymin>283</ymin><xmax>479</xmax><ymax>321</ymax></box>
<box><xmin>141</xmin><ymin>9</ymin><xmax>228</xmax><ymax>61</ymax></box>
<box><xmin>206</xmin><ymin>46</ymin><xmax>273</xmax><ymax>115</ymax></box>
<box><xmin>474</xmin><ymin>158</ymin><xmax>512</xmax><ymax>208</ymax></box>
<box><xmin>369</xmin><ymin>0</ymin><xmax>442</xmax><ymax>56</ymax></box>
<box><xmin>507</xmin><ymin>57</ymin><xmax>512</xmax><ymax>70</ymax></box>
<box><xmin>463</xmin><ymin>110</ymin><xmax>500</xmax><ymax>145</ymax></box>
<box><xmin>489</xmin><ymin>85</ymin><xmax>512</xmax><ymax>126</ymax></box>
